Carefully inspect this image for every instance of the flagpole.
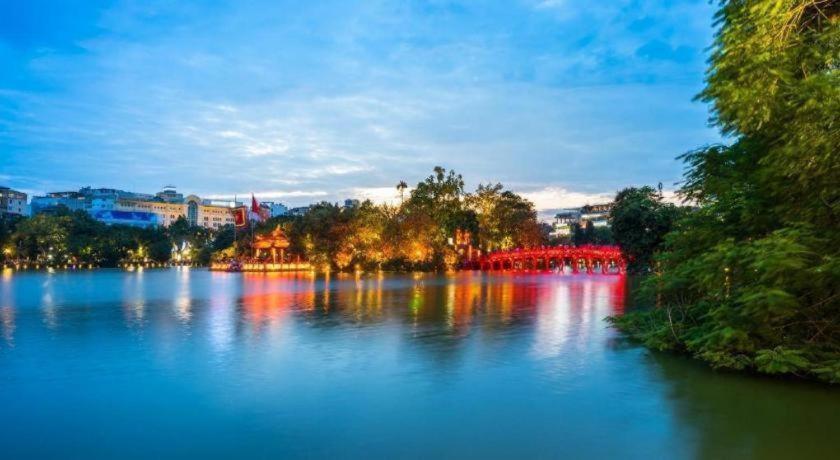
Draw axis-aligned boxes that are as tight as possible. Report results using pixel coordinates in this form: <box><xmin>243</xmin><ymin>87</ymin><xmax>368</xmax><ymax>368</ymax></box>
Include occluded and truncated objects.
<box><xmin>233</xmin><ymin>194</ymin><xmax>237</xmax><ymax>260</ymax></box>
<box><xmin>250</xmin><ymin>194</ymin><xmax>255</xmax><ymax>260</ymax></box>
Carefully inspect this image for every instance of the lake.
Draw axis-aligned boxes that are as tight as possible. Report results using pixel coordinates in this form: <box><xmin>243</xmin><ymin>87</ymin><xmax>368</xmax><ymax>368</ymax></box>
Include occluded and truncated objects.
<box><xmin>0</xmin><ymin>268</ymin><xmax>837</xmax><ymax>459</ymax></box>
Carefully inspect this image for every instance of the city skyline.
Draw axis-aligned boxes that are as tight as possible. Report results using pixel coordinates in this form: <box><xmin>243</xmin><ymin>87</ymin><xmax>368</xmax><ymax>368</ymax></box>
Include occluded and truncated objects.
<box><xmin>2</xmin><ymin>0</ymin><xmax>720</xmax><ymax>213</ymax></box>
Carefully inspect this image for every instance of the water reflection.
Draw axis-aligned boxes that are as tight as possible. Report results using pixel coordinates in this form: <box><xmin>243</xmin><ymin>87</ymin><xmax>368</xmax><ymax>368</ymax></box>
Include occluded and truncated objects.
<box><xmin>0</xmin><ymin>269</ymin><xmax>838</xmax><ymax>459</ymax></box>
<box><xmin>174</xmin><ymin>267</ymin><xmax>193</xmax><ymax>323</ymax></box>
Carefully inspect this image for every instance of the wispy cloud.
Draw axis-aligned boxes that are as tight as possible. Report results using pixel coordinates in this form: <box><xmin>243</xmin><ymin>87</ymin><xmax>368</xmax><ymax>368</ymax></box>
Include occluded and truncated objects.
<box><xmin>0</xmin><ymin>0</ymin><xmax>719</xmax><ymax>207</ymax></box>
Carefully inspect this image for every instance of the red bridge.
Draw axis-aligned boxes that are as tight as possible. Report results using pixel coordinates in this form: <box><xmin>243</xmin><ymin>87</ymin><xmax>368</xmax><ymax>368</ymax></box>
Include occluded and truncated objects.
<box><xmin>477</xmin><ymin>245</ymin><xmax>626</xmax><ymax>274</ymax></box>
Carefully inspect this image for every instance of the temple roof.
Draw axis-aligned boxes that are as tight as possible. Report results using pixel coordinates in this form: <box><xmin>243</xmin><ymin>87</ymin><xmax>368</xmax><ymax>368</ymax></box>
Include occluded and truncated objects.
<box><xmin>252</xmin><ymin>225</ymin><xmax>290</xmax><ymax>249</ymax></box>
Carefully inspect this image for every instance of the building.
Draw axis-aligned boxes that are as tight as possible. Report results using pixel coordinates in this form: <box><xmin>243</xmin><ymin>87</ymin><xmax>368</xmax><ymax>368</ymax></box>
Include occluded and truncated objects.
<box><xmin>31</xmin><ymin>187</ymin><xmax>149</xmax><ymax>215</ymax></box>
<box><xmin>30</xmin><ymin>191</ymin><xmax>87</xmax><ymax>214</ymax></box>
<box><xmin>91</xmin><ymin>210</ymin><xmax>158</xmax><ymax>228</ymax></box>
<box><xmin>549</xmin><ymin>203</ymin><xmax>613</xmax><ymax>238</ymax></box>
<box><xmin>80</xmin><ymin>186</ymin><xmax>153</xmax><ymax>201</ymax></box>
<box><xmin>343</xmin><ymin>199</ymin><xmax>360</xmax><ymax>209</ymax></box>
<box><xmin>262</xmin><ymin>201</ymin><xmax>288</xmax><ymax>218</ymax></box>
<box><xmin>550</xmin><ymin>208</ymin><xmax>582</xmax><ymax>236</ymax></box>
<box><xmin>155</xmin><ymin>186</ymin><xmax>183</xmax><ymax>203</ymax></box>
<box><xmin>117</xmin><ymin>198</ymin><xmax>188</xmax><ymax>227</ymax></box>
<box><xmin>0</xmin><ymin>187</ymin><xmax>28</xmax><ymax>216</ymax></box>
<box><xmin>187</xmin><ymin>195</ymin><xmax>237</xmax><ymax>229</ymax></box>
<box><xmin>31</xmin><ymin>185</ymin><xmax>236</xmax><ymax>230</ymax></box>
<box><xmin>118</xmin><ymin>189</ymin><xmax>236</xmax><ymax>230</ymax></box>
<box><xmin>580</xmin><ymin>203</ymin><xmax>613</xmax><ymax>228</ymax></box>
<box><xmin>287</xmin><ymin>206</ymin><xmax>311</xmax><ymax>217</ymax></box>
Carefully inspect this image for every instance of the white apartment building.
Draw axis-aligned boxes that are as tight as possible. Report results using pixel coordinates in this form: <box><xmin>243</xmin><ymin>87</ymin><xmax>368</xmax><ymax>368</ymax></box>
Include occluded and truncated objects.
<box><xmin>0</xmin><ymin>187</ymin><xmax>28</xmax><ymax>216</ymax></box>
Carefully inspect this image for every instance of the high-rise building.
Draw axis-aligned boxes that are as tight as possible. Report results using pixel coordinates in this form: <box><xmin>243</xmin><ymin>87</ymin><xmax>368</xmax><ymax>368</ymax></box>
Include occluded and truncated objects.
<box><xmin>0</xmin><ymin>187</ymin><xmax>28</xmax><ymax>216</ymax></box>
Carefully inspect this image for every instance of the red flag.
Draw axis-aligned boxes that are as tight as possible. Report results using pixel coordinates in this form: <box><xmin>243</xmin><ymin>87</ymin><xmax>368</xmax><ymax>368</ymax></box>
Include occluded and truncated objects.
<box><xmin>249</xmin><ymin>194</ymin><xmax>263</xmax><ymax>222</ymax></box>
<box><xmin>233</xmin><ymin>206</ymin><xmax>248</xmax><ymax>227</ymax></box>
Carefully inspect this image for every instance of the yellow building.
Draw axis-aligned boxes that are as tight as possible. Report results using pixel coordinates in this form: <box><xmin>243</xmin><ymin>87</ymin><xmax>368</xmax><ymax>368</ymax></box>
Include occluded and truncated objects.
<box><xmin>186</xmin><ymin>195</ymin><xmax>236</xmax><ymax>230</ymax></box>
<box><xmin>117</xmin><ymin>191</ymin><xmax>235</xmax><ymax>229</ymax></box>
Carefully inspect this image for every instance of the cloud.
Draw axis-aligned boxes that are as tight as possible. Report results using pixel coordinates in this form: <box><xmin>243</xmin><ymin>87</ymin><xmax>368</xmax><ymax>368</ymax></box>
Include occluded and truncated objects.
<box><xmin>533</xmin><ymin>0</ymin><xmax>567</xmax><ymax>10</ymax></box>
<box><xmin>521</xmin><ymin>186</ymin><xmax>615</xmax><ymax>211</ymax></box>
<box><xmin>347</xmin><ymin>186</ymin><xmax>406</xmax><ymax>206</ymax></box>
<box><xmin>204</xmin><ymin>190</ymin><xmax>329</xmax><ymax>201</ymax></box>
<box><xmin>0</xmin><ymin>0</ymin><xmax>719</xmax><ymax>203</ymax></box>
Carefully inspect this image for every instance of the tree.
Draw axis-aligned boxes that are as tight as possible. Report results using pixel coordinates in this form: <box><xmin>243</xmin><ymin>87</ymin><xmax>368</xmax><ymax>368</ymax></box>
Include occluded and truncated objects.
<box><xmin>396</xmin><ymin>180</ymin><xmax>408</xmax><ymax>204</ymax></box>
<box><xmin>612</xmin><ymin>1</ymin><xmax>840</xmax><ymax>382</ymax></box>
<box><xmin>0</xmin><ymin>213</ymin><xmax>23</xmax><ymax>263</ymax></box>
<box><xmin>610</xmin><ymin>187</ymin><xmax>682</xmax><ymax>273</ymax></box>
<box><xmin>13</xmin><ymin>213</ymin><xmax>69</xmax><ymax>263</ymax></box>
<box><xmin>466</xmin><ymin>183</ymin><xmax>544</xmax><ymax>251</ymax></box>
<box><xmin>211</xmin><ymin>224</ymin><xmax>235</xmax><ymax>251</ymax></box>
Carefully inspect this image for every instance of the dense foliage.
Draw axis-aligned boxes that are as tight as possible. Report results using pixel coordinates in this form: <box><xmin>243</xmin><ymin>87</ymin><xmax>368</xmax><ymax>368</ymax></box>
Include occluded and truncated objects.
<box><xmin>226</xmin><ymin>167</ymin><xmax>545</xmax><ymax>271</ymax></box>
<box><xmin>2</xmin><ymin>209</ymin><xmax>209</xmax><ymax>267</ymax></box>
<box><xmin>611</xmin><ymin>0</ymin><xmax>840</xmax><ymax>382</ymax></box>
<box><xmin>610</xmin><ymin>186</ymin><xmax>683</xmax><ymax>273</ymax></box>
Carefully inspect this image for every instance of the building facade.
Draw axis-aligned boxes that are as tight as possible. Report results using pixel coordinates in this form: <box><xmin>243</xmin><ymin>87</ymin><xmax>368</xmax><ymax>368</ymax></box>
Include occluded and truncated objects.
<box><xmin>117</xmin><ymin>190</ymin><xmax>236</xmax><ymax>230</ymax></box>
<box><xmin>31</xmin><ymin>186</ymin><xmax>236</xmax><ymax>230</ymax></box>
<box><xmin>287</xmin><ymin>206</ymin><xmax>311</xmax><ymax>217</ymax></box>
<box><xmin>550</xmin><ymin>203</ymin><xmax>613</xmax><ymax>238</ymax></box>
<box><xmin>0</xmin><ymin>187</ymin><xmax>28</xmax><ymax>216</ymax></box>
<box><xmin>91</xmin><ymin>210</ymin><xmax>158</xmax><ymax>228</ymax></box>
<box><xmin>262</xmin><ymin>201</ymin><xmax>288</xmax><ymax>218</ymax></box>
<box><xmin>550</xmin><ymin>209</ymin><xmax>582</xmax><ymax>236</ymax></box>
<box><xmin>579</xmin><ymin>203</ymin><xmax>613</xmax><ymax>228</ymax></box>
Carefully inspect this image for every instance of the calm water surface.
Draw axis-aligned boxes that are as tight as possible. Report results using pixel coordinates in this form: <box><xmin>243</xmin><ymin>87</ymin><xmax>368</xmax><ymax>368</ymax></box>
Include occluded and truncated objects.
<box><xmin>0</xmin><ymin>269</ymin><xmax>837</xmax><ymax>459</ymax></box>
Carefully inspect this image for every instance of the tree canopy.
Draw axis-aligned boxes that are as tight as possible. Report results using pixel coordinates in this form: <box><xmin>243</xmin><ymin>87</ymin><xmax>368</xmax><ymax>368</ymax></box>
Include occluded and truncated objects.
<box><xmin>612</xmin><ymin>0</ymin><xmax>840</xmax><ymax>383</ymax></box>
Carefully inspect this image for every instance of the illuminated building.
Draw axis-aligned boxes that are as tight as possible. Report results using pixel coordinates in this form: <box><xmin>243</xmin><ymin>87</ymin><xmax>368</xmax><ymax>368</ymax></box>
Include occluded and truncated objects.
<box><xmin>579</xmin><ymin>203</ymin><xmax>613</xmax><ymax>227</ymax></box>
<box><xmin>187</xmin><ymin>195</ymin><xmax>237</xmax><ymax>229</ymax></box>
<box><xmin>0</xmin><ymin>187</ymin><xmax>28</xmax><ymax>216</ymax></box>
<box><xmin>550</xmin><ymin>203</ymin><xmax>613</xmax><ymax>237</ymax></box>
<box><xmin>251</xmin><ymin>225</ymin><xmax>291</xmax><ymax>262</ymax></box>
<box><xmin>117</xmin><ymin>188</ymin><xmax>236</xmax><ymax>229</ymax></box>
<box><xmin>31</xmin><ymin>185</ymin><xmax>236</xmax><ymax>230</ymax></box>
<box><xmin>27</xmin><ymin>185</ymin><xmax>238</xmax><ymax>229</ymax></box>
<box><xmin>551</xmin><ymin>209</ymin><xmax>581</xmax><ymax>236</ymax></box>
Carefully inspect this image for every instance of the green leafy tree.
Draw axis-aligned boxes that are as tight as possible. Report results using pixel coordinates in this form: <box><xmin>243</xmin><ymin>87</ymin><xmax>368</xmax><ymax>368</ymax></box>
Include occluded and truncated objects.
<box><xmin>610</xmin><ymin>187</ymin><xmax>682</xmax><ymax>273</ymax></box>
<box><xmin>612</xmin><ymin>0</ymin><xmax>840</xmax><ymax>382</ymax></box>
<box><xmin>467</xmin><ymin>183</ymin><xmax>543</xmax><ymax>251</ymax></box>
<box><xmin>0</xmin><ymin>213</ymin><xmax>23</xmax><ymax>263</ymax></box>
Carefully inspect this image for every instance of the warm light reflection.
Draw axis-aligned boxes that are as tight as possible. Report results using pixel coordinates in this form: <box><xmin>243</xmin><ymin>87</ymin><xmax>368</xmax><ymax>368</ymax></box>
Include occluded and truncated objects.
<box><xmin>174</xmin><ymin>267</ymin><xmax>192</xmax><ymax>322</ymax></box>
<box><xmin>532</xmin><ymin>275</ymin><xmax>626</xmax><ymax>360</ymax></box>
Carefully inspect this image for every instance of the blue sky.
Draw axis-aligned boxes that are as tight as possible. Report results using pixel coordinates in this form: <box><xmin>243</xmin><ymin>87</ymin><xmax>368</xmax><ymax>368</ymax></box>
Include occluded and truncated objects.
<box><xmin>0</xmin><ymin>0</ymin><xmax>719</xmax><ymax>212</ymax></box>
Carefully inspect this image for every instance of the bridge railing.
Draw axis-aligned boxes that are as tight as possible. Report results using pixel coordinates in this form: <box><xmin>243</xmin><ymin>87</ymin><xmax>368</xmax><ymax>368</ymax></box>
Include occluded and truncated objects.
<box><xmin>476</xmin><ymin>245</ymin><xmax>626</xmax><ymax>274</ymax></box>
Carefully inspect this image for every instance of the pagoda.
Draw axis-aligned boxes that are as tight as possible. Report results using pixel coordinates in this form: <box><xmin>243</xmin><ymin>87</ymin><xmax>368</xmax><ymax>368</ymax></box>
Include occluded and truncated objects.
<box><xmin>251</xmin><ymin>225</ymin><xmax>290</xmax><ymax>263</ymax></box>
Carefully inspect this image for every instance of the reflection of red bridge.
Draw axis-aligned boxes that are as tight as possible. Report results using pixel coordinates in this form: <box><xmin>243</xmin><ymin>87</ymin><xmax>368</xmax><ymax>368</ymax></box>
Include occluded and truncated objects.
<box><xmin>477</xmin><ymin>245</ymin><xmax>626</xmax><ymax>274</ymax></box>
